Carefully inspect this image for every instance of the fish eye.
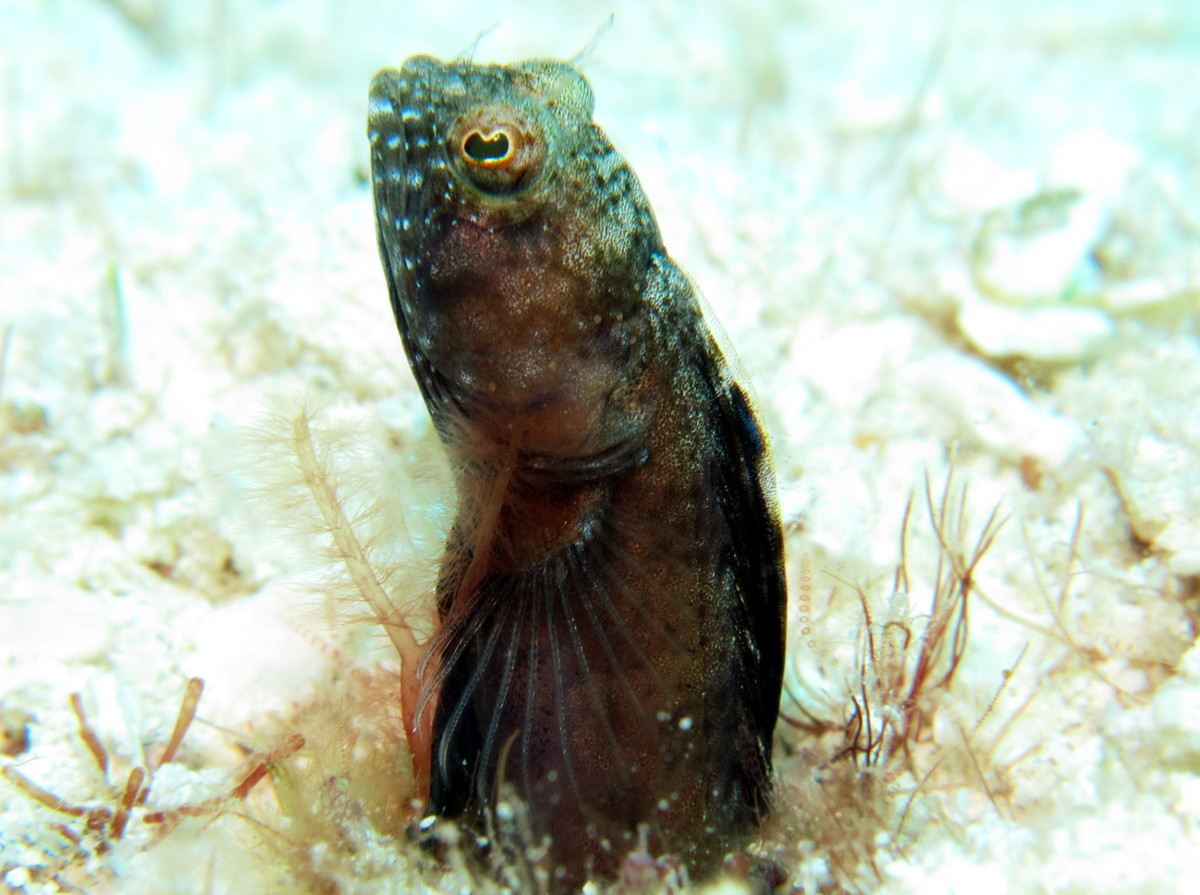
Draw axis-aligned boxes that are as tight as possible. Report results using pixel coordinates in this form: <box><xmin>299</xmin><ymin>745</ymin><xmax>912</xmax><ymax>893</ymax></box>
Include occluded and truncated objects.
<box><xmin>449</xmin><ymin>110</ymin><xmax>547</xmax><ymax>197</ymax></box>
<box><xmin>461</xmin><ymin>128</ymin><xmax>515</xmax><ymax>167</ymax></box>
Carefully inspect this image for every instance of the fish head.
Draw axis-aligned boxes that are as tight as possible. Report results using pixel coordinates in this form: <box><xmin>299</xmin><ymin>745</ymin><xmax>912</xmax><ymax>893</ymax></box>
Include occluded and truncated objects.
<box><xmin>369</xmin><ymin>56</ymin><xmax>660</xmax><ymax>463</ymax></box>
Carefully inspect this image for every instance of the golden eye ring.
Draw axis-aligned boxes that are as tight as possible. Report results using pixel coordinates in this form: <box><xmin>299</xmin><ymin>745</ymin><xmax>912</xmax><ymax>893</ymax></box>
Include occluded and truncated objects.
<box><xmin>460</xmin><ymin>127</ymin><xmax>516</xmax><ymax>168</ymax></box>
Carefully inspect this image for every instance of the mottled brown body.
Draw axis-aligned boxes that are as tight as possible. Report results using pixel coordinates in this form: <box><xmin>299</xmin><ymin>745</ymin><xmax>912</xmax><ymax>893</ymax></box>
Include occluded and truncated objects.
<box><xmin>368</xmin><ymin>56</ymin><xmax>785</xmax><ymax>891</ymax></box>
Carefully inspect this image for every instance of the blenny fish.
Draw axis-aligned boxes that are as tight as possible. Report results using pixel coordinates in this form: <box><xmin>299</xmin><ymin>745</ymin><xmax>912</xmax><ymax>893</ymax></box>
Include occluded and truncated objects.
<box><xmin>368</xmin><ymin>54</ymin><xmax>786</xmax><ymax>891</ymax></box>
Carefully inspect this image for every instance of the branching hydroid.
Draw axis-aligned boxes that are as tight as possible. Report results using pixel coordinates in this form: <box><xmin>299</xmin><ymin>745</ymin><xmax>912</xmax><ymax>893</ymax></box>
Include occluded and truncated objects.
<box><xmin>772</xmin><ymin>472</ymin><xmax>1007</xmax><ymax>892</ymax></box>
<box><xmin>210</xmin><ymin>397</ymin><xmax>449</xmax><ymax>806</ymax></box>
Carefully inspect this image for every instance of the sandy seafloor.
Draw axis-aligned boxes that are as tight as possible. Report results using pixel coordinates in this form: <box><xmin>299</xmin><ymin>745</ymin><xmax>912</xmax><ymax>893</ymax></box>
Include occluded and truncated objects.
<box><xmin>2</xmin><ymin>0</ymin><xmax>1199</xmax><ymax>892</ymax></box>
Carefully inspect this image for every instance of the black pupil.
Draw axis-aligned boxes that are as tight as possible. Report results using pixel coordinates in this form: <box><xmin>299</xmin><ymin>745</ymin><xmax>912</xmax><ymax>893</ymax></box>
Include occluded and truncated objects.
<box><xmin>464</xmin><ymin>131</ymin><xmax>510</xmax><ymax>162</ymax></box>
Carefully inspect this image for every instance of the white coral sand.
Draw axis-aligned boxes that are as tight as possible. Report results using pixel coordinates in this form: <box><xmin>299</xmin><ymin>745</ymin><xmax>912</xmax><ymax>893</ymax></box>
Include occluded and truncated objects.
<box><xmin>1</xmin><ymin>1</ymin><xmax>1198</xmax><ymax>893</ymax></box>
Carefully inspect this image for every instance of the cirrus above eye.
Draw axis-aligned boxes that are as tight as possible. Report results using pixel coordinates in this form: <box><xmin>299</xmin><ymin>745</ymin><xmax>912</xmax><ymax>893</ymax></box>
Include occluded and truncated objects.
<box><xmin>462</xmin><ymin>129</ymin><xmax>514</xmax><ymax>166</ymax></box>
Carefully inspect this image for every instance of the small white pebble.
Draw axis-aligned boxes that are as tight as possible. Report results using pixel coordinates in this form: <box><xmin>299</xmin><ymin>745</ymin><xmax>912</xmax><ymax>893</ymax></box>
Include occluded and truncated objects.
<box><xmin>4</xmin><ymin>867</ymin><xmax>31</xmax><ymax>888</ymax></box>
